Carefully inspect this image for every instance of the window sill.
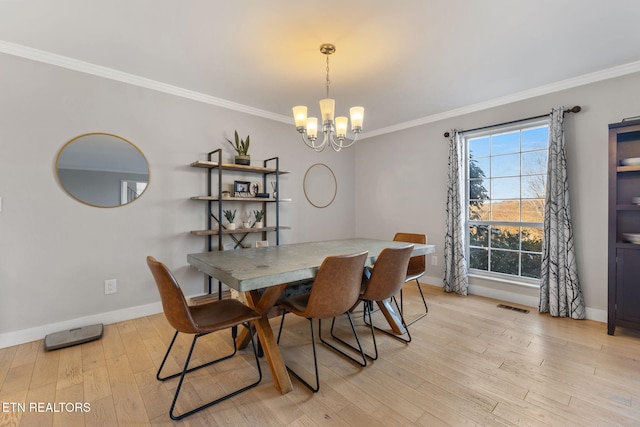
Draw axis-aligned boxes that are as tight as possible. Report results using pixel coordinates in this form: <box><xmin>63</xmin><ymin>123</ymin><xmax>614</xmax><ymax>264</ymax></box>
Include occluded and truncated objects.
<box><xmin>468</xmin><ymin>272</ymin><xmax>540</xmax><ymax>289</ymax></box>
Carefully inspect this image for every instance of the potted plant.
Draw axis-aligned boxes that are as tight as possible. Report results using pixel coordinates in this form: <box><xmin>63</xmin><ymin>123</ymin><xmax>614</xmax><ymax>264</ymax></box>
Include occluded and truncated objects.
<box><xmin>223</xmin><ymin>209</ymin><xmax>236</xmax><ymax>230</ymax></box>
<box><xmin>227</xmin><ymin>130</ymin><xmax>250</xmax><ymax>165</ymax></box>
<box><xmin>253</xmin><ymin>209</ymin><xmax>265</xmax><ymax>228</ymax></box>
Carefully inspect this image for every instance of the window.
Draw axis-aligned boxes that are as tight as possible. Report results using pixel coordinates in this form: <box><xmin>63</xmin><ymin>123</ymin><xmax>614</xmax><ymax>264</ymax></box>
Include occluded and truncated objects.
<box><xmin>465</xmin><ymin>120</ymin><xmax>549</xmax><ymax>283</ymax></box>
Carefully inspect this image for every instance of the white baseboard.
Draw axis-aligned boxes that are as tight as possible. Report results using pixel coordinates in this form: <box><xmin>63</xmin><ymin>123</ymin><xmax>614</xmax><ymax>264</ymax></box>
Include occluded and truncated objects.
<box><xmin>0</xmin><ymin>301</ymin><xmax>164</xmax><ymax>349</ymax></box>
<box><xmin>420</xmin><ymin>275</ymin><xmax>606</xmax><ymax>323</ymax></box>
<box><xmin>585</xmin><ymin>307</ymin><xmax>608</xmax><ymax>323</ymax></box>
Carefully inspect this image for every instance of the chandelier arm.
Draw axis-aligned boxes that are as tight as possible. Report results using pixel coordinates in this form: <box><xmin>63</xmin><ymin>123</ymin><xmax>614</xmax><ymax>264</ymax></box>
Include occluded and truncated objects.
<box><xmin>338</xmin><ymin>133</ymin><xmax>359</xmax><ymax>148</ymax></box>
<box><xmin>328</xmin><ymin>132</ymin><xmax>359</xmax><ymax>150</ymax></box>
<box><xmin>328</xmin><ymin>132</ymin><xmax>341</xmax><ymax>152</ymax></box>
<box><xmin>319</xmin><ymin>129</ymin><xmax>330</xmax><ymax>150</ymax></box>
<box><xmin>300</xmin><ymin>132</ymin><xmax>327</xmax><ymax>152</ymax></box>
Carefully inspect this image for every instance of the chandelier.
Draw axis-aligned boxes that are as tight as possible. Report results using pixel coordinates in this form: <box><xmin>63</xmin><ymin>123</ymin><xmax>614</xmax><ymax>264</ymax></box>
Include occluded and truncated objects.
<box><xmin>292</xmin><ymin>44</ymin><xmax>364</xmax><ymax>152</ymax></box>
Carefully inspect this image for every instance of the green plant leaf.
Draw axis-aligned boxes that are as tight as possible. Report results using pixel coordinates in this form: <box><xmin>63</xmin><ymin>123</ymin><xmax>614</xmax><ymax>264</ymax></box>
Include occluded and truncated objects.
<box><xmin>223</xmin><ymin>209</ymin><xmax>236</xmax><ymax>222</ymax></box>
<box><xmin>252</xmin><ymin>209</ymin><xmax>264</xmax><ymax>221</ymax></box>
<box><xmin>226</xmin><ymin>130</ymin><xmax>251</xmax><ymax>155</ymax></box>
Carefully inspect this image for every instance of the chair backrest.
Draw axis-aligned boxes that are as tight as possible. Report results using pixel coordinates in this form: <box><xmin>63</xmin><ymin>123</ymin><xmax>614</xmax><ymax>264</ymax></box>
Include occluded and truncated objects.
<box><xmin>362</xmin><ymin>245</ymin><xmax>414</xmax><ymax>301</ymax></box>
<box><xmin>393</xmin><ymin>232</ymin><xmax>426</xmax><ymax>277</ymax></box>
<box><xmin>146</xmin><ymin>256</ymin><xmax>198</xmax><ymax>334</ymax></box>
<box><xmin>303</xmin><ymin>251</ymin><xmax>368</xmax><ymax>319</ymax></box>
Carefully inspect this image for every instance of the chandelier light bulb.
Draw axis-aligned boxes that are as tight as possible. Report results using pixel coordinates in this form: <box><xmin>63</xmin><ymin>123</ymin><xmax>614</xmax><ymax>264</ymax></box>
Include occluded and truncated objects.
<box><xmin>292</xmin><ymin>106</ymin><xmax>308</xmax><ymax>128</ymax></box>
<box><xmin>306</xmin><ymin>117</ymin><xmax>318</xmax><ymax>139</ymax></box>
<box><xmin>335</xmin><ymin>117</ymin><xmax>348</xmax><ymax>138</ymax></box>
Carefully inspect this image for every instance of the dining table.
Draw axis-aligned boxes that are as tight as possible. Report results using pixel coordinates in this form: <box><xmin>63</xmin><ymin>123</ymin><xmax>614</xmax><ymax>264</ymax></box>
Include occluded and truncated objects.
<box><xmin>187</xmin><ymin>237</ymin><xmax>436</xmax><ymax>394</ymax></box>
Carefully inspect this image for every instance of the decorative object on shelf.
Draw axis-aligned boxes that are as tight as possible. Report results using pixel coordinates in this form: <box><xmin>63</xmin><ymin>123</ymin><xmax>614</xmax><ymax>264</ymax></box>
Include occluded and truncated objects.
<box><xmin>234</xmin><ymin>180</ymin><xmax>252</xmax><ymax>197</ymax></box>
<box><xmin>227</xmin><ymin>130</ymin><xmax>251</xmax><ymax>165</ymax></box>
<box><xmin>271</xmin><ymin>181</ymin><xmax>277</xmax><ymax>198</ymax></box>
<box><xmin>239</xmin><ymin>210</ymin><xmax>253</xmax><ymax>229</ymax></box>
<box><xmin>292</xmin><ymin>43</ymin><xmax>364</xmax><ymax>152</ymax></box>
<box><xmin>255</xmin><ymin>192</ymin><xmax>269</xmax><ymax>198</ymax></box>
<box><xmin>223</xmin><ymin>209</ymin><xmax>236</xmax><ymax>230</ymax></box>
<box><xmin>623</xmin><ymin>233</ymin><xmax>640</xmax><ymax>244</ymax></box>
<box><xmin>250</xmin><ymin>181</ymin><xmax>261</xmax><ymax>196</ymax></box>
<box><xmin>620</xmin><ymin>157</ymin><xmax>640</xmax><ymax>166</ymax></box>
<box><xmin>222</xmin><ymin>191</ymin><xmax>231</xmax><ymax>198</ymax></box>
<box><xmin>253</xmin><ymin>209</ymin><xmax>265</xmax><ymax>228</ymax></box>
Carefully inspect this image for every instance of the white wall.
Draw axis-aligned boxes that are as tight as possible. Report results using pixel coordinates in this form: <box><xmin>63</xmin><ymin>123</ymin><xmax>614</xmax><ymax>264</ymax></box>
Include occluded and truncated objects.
<box><xmin>356</xmin><ymin>71</ymin><xmax>640</xmax><ymax>320</ymax></box>
<box><xmin>0</xmin><ymin>53</ymin><xmax>356</xmax><ymax>347</ymax></box>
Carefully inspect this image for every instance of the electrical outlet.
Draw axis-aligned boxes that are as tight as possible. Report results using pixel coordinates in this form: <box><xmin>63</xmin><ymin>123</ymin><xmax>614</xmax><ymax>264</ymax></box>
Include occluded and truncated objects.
<box><xmin>104</xmin><ymin>279</ymin><xmax>117</xmax><ymax>295</ymax></box>
<box><xmin>431</xmin><ymin>255</ymin><xmax>438</xmax><ymax>266</ymax></box>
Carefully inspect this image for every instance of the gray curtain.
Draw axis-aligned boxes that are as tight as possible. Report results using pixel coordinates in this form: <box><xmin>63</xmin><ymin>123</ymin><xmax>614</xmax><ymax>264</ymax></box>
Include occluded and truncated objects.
<box><xmin>539</xmin><ymin>107</ymin><xmax>585</xmax><ymax>319</ymax></box>
<box><xmin>444</xmin><ymin>130</ymin><xmax>468</xmax><ymax>295</ymax></box>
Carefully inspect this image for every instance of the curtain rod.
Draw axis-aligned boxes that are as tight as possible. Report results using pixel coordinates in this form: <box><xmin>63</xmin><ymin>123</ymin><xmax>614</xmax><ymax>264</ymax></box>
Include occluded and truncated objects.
<box><xmin>443</xmin><ymin>106</ymin><xmax>581</xmax><ymax>138</ymax></box>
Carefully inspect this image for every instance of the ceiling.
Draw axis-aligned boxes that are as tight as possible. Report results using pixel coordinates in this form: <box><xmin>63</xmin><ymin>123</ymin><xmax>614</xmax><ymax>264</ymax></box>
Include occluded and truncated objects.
<box><xmin>2</xmin><ymin>0</ymin><xmax>640</xmax><ymax>136</ymax></box>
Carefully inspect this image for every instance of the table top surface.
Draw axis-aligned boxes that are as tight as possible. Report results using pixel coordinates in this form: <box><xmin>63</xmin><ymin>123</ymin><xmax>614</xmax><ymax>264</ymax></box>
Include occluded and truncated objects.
<box><xmin>187</xmin><ymin>238</ymin><xmax>435</xmax><ymax>292</ymax></box>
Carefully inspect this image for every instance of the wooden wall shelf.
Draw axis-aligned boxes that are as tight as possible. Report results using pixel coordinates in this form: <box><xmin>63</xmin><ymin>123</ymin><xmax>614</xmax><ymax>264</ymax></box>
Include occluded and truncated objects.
<box><xmin>190</xmin><ymin>160</ymin><xmax>290</xmax><ymax>174</ymax></box>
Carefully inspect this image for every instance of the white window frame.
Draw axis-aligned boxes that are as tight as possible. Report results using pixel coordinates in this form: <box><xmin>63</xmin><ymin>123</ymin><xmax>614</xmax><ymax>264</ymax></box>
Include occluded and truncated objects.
<box><xmin>463</xmin><ymin>118</ymin><xmax>549</xmax><ymax>287</ymax></box>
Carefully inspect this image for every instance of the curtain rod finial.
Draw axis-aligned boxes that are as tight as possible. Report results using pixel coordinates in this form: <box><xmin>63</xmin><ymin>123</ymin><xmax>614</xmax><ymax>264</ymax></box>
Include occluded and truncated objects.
<box><xmin>444</xmin><ymin>131</ymin><xmax>450</xmax><ymax>138</ymax></box>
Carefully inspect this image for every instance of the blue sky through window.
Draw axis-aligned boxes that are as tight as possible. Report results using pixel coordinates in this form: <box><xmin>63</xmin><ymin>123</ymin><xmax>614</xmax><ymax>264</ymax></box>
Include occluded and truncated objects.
<box><xmin>468</xmin><ymin>125</ymin><xmax>549</xmax><ymax>203</ymax></box>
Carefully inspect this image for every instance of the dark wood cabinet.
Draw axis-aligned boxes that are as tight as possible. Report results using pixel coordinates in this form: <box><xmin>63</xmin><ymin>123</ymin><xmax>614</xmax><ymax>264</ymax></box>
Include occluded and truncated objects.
<box><xmin>608</xmin><ymin>118</ymin><xmax>640</xmax><ymax>335</ymax></box>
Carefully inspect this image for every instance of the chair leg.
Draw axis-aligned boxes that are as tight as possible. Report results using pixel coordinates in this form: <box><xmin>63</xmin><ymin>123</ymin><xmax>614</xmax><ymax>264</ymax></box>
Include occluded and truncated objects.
<box><xmin>277</xmin><ymin>309</ymin><xmax>287</xmax><ymax>344</ymax></box>
<box><xmin>320</xmin><ymin>312</ymin><xmax>367</xmax><ymax>366</ymax></box>
<box><xmin>157</xmin><ymin>327</ymin><xmax>237</xmax><ymax>382</ymax></box>
<box><xmin>159</xmin><ymin>324</ymin><xmax>262</xmax><ymax>420</ymax></box>
<box><xmin>246</xmin><ymin>322</ymin><xmax>264</xmax><ymax>357</ymax></box>
<box><xmin>364</xmin><ymin>296</ymin><xmax>412</xmax><ymax>344</ymax></box>
<box><xmin>156</xmin><ymin>330</ymin><xmax>180</xmax><ymax>381</ymax></box>
<box><xmin>328</xmin><ymin>310</ymin><xmax>377</xmax><ymax>361</ymax></box>
<box><xmin>400</xmin><ymin>280</ymin><xmax>429</xmax><ymax>326</ymax></box>
<box><xmin>279</xmin><ymin>317</ymin><xmax>321</xmax><ymax>393</ymax></box>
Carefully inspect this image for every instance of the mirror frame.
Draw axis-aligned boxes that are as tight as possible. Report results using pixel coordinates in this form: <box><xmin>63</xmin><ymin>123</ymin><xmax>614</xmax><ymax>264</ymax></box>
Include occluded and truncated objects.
<box><xmin>303</xmin><ymin>163</ymin><xmax>337</xmax><ymax>208</ymax></box>
<box><xmin>55</xmin><ymin>132</ymin><xmax>150</xmax><ymax>208</ymax></box>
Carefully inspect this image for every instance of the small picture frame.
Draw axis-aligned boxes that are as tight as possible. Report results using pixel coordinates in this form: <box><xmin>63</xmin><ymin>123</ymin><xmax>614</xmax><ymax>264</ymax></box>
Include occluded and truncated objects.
<box><xmin>234</xmin><ymin>180</ymin><xmax>252</xmax><ymax>197</ymax></box>
<box><xmin>250</xmin><ymin>181</ymin><xmax>262</xmax><ymax>197</ymax></box>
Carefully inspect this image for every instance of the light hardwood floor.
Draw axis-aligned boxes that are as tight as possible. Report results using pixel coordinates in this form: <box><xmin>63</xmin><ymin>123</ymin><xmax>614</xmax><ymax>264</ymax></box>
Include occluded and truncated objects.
<box><xmin>2</xmin><ymin>284</ymin><xmax>640</xmax><ymax>426</ymax></box>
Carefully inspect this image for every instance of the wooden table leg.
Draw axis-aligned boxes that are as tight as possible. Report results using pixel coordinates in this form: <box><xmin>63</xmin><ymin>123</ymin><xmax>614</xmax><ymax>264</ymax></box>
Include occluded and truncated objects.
<box><xmin>237</xmin><ymin>284</ymin><xmax>293</xmax><ymax>394</ymax></box>
<box><xmin>376</xmin><ymin>299</ymin><xmax>407</xmax><ymax>335</ymax></box>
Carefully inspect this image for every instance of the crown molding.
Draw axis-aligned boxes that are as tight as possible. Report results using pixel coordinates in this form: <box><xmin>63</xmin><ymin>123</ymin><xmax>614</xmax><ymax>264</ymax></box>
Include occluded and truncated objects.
<box><xmin>361</xmin><ymin>59</ymin><xmax>640</xmax><ymax>139</ymax></box>
<box><xmin>2</xmin><ymin>40</ymin><xmax>639</xmax><ymax>139</ymax></box>
<box><xmin>0</xmin><ymin>40</ymin><xmax>292</xmax><ymax>124</ymax></box>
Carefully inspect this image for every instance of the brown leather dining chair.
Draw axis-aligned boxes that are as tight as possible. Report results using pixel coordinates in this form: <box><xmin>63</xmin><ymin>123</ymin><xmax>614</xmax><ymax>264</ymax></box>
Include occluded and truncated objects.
<box><xmin>331</xmin><ymin>245</ymin><xmax>414</xmax><ymax>360</ymax></box>
<box><xmin>393</xmin><ymin>232</ymin><xmax>429</xmax><ymax>325</ymax></box>
<box><xmin>146</xmin><ymin>256</ymin><xmax>263</xmax><ymax>421</ymax></box>
<box><xmin>276</xmin><ymin>251</ymin><xmax>368</xmax><ymax>392</ymax></box>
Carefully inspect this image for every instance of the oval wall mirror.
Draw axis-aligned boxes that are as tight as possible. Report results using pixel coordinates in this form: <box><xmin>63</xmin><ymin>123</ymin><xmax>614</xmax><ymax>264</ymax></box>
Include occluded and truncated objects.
<box><xmin>303</xmin><ymin>163</ymin><xmax>337</xmax><ymax>208</ymax></box>
<box><xmin>56</xmin><ymin>133</ymin><xmax>150</xmax><ymax>208</ymax></box>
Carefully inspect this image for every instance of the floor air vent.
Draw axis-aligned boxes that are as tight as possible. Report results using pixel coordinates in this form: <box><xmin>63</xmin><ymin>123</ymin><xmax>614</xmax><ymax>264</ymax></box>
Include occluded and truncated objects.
<box><xmin>497</xmin><ymin>304</ymin><xmax>530</xmax><ymax>314</ymax></box>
